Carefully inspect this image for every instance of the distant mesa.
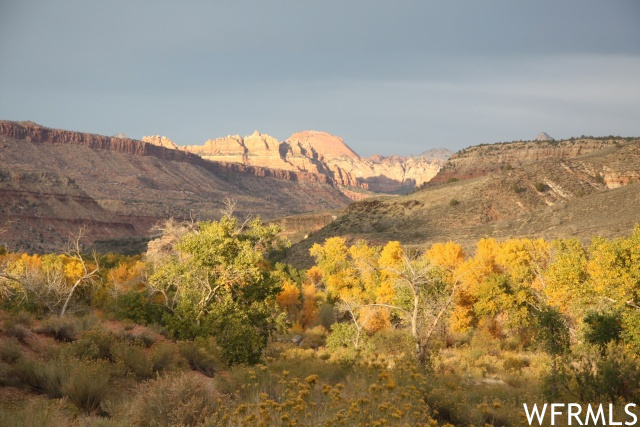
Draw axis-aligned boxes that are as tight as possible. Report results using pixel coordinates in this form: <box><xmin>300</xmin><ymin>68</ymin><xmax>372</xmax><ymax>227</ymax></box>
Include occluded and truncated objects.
<box><xmin>535</xmin><ymin>132</ymin><xmax>554</xmax><ymax>141</ymax></box>
<box><xmin>112</xmin><ymin>132</ymin><xmax>128</xmax><ymax>139</ymax></box>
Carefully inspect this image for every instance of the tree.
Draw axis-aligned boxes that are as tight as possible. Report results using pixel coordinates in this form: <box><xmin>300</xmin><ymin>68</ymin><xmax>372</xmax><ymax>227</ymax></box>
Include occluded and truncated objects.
<box><xmin>311</xmin><ymin>239</ymin><xmax>469</xmax><ymax>362</ymax></box>
<box><xmin>384</xmin><ymin>242</ymin><xmax>468</xmax><ymax>363</ymax></box>
<box><xmin>310</xmin><ymin>238</ymin><xmax>393</xmax><ymax>334</ymax></box>
<box><xmin>0</xmin><ymin>229</ymin><xmax>99</xmax><ymax>315</ymax></box>
<box><xmin>148</xmin><ymin>214</ymin><xmax>287</xmax><ymax>365</ymax></box>
<box><xmin>59</xmin><ymin>231</ymin><xmax>100</xmax><ymax>316</ymax></box>
<box><xmin>450</xmin><ymin>238</ymin><xmax>550</xmax><ymax>337</ymax></box>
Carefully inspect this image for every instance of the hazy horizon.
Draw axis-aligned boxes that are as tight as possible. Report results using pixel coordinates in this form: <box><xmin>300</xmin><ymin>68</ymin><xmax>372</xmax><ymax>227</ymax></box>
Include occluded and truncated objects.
<box><xmin>1</xmin><ymin>1</ymin><xmax>639</xmax><ymax>156</ymax></box>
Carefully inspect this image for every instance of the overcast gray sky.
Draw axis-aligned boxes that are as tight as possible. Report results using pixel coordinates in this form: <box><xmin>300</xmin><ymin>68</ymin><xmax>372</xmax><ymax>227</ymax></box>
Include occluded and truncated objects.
<box><xmin>1</xmin><ymin>1</ymin><xmax>639</xmax><ymax>156</ymax></box>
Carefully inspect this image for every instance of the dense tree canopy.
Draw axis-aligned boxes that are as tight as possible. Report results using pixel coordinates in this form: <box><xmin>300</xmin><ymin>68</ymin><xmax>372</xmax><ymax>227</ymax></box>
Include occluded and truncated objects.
<box><xmin>148</xmin><ymin>215</ymin><xmax>287</xmax><ymax>364</ymax></box>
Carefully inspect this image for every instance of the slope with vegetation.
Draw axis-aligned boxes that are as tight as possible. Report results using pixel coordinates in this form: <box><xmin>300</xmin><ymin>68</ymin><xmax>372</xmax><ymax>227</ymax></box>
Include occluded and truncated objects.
<box><xmin>283</xmin><ymin>137</ymin><xmax>640</xmax><ymax>268</ymax></box>
<box><xmin>1</xmin><ymin>213</ymin><xmax>639</xmax><ymax>426</ymax></box>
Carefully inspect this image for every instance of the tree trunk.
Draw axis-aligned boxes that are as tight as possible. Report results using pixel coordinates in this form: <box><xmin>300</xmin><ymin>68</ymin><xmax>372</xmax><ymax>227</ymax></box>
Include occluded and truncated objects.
<box><xmin>412</xmin><ymin>293</ymin><xmax>420</xmax><ymax>356</ymax></box>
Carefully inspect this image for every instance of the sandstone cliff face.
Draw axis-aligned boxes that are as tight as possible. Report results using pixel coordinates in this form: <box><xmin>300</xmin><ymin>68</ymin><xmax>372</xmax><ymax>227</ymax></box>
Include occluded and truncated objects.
<box><xmin>142</xmin><ymin>135</ymin><xmax>180</xmax><ymax>150</ymax></box>
<box><xmin>287</xmin><ymin>131</ymin><xmax>360</xmax><ymax>159</ymax></box>
<box><xmin>430</xmin><ymin>139</ymin><xmax>624</xmax><ymax>184</ymax></box>
<box><xmin>184</xmin><ymin>130</ymin><xmax>362</xmax><ymax>188</ymax></box>
<box><xmin>328</xmin><ymin>154</ymin><xmax>447</xmax><ymax>193</ymax></box>
<box><xmin>183</xmin><ymin>129</ymin><xmax>451</xmax><ymax>193</ymax></box>
<box><xmin>284</xmin><ymin>131</ymin><xmax>449</xmax><ymax>192</ymax></box>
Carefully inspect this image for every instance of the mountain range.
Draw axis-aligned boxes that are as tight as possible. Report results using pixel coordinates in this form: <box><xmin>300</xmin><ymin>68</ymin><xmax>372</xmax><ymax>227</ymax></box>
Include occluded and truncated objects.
<box><xmin>157</xmin><ymin>130</ymin><xmax>451</xmax><ymax>194</ymax></box>
<box><xmin>0</xmin><ymin>120</ymin><xmax>448</xmax><ymax>252</ymax></box>
<box><xmin>1</xmin><ymin>120</ymin><xmax>637</xmax><ymax>259</ymax></box>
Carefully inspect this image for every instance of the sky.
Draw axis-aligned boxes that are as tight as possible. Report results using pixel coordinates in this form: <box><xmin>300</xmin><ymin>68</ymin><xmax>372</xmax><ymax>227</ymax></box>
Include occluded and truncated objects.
<box><xmin>1</xmin><ymin>1</ymin><xmax>639</xmax><ymax>156</ymax></box>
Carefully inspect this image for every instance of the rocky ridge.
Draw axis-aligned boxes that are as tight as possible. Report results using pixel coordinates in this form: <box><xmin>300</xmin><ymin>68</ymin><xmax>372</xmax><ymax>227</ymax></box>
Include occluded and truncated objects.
<box><xmin>141</xmin><ymin>135</ymin><xmax>181</xmax><ymax>150</ymax></box>
<box><xmin>0</xmin><ymin>121</ymin><xmax>346</xmax><ymax>188</ymax></box>
<box><xmin>0</xmin><ymin>121</ymin><xmax>352</xmax><ymax>252</ymax></box>
<box><xmin>184</xmin><ymin>130</ymin><xmax>451</xmax><ymax>193</ymax></box>
<box><xmin>430</xmin><ymin>138</ymin><xmax>626</xmax><ymax>185</ymax></box>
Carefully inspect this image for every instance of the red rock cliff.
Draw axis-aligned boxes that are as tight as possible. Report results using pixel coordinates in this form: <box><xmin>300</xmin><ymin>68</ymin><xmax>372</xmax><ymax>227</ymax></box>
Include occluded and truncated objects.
<box><xmin>0</xmin><ymin>121</ymin><xmax>339</xmax><ymax>187</ymax></box>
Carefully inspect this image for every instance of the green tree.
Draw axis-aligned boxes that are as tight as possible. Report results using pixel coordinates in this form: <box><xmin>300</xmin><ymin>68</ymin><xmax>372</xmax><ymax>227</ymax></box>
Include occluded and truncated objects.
<box><xmin>149</xmin><ymin>215</ymin><xmax>287</xmax><ymax>365</ymax></box>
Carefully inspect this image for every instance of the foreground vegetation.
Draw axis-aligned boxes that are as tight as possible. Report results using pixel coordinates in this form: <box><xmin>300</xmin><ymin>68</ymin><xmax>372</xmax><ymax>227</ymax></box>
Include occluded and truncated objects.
<box><xmin>0</xmin><ymin>217</ymin><xmax>639</xmax><ymax>426</ymax></box>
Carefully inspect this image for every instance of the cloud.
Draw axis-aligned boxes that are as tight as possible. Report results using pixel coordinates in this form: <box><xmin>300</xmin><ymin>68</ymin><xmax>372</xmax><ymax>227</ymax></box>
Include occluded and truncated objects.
<box><xmin>1</xmin><ymin>2</ymin><xmax>639</xmax><ymax>156</ymax></box>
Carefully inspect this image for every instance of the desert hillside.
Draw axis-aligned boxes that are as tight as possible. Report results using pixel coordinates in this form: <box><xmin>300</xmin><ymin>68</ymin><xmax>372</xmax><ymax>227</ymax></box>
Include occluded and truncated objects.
<box><xmin>430</xmin><ymin>136</ymin><xmax>628</xmax><ymax>184</ymax></box>
<box><xmin>283</xmin><ymin>137</ymin><xmax>640</xmax><ymax>268</ymax></box>
<box><xmin>0</xmin><ymin>121</ymin><xmax>352</xmax><ymax>252</ymax></box>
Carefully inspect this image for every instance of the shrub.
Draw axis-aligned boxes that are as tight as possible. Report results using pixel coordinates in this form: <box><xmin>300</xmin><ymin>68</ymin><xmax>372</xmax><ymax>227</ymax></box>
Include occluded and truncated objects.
<box><xmin>512</xmin><ymin>184</ymin><xmax>523</xmax><ymax>194</ymax></box>
<box><xmin>114</xmin><ymin>290</ymin><xmax>167</xmax><ymax>326</ymax></box>
<box><xmin>502</xmin><ymin>356</ymin><xmax>527</xmax><ymax>373</ymax></box>
<box><xmin>121</xmin><ymin>319</ymin><xmax>135</xmax><ymax>331</ymax></box>
<box><xmin>300</xmin><ymin>325</ymin><xmax>328</xmax><ymax>350</ymax></box>
<box><xmin>316</xmin><ymin>303</ymin><xmax>335</xmax><ymax>330</ymax></box>
<box><xmin>179</xmin><ymin>337</ymin><xmax>220</xmax><ymax>378</ymax></box>
<box><xmin>61</xmin><ymin>360</ymin><xmax>111</xmax><ymax>414</ymax></box>
<box><xmin>11</xmin><ymin>357</ymin><xmax>71</xmax><ymax>398</ymax></box>
<box><xmin>5</xmin><ymin>322</ymin><xmax>30</xmax><ymax>343</ymax></box>
<box><xmin>553</xmin><ymin>344</ymin><xmax>640</xmax><ymax>402</ymax></box>
<box><xmin>128</xmin><ymin>372</ymin><xmax>219</xmax><ymax>426</ymax></box>
<box><xmin>67</xmin><ymin>330</ymin><xmax>116</xmax><ymax>361</ymax></box>
<box><xmin>0</xmin><ymin>397</ymin><xmax>69</xmax><ymax>427</ymax></box>
<box><xmin>447</xmin><ymin>177</ymin><xmax>459</xmax><ymax>183</ymax></box>
<box><xmin>151</xmin><ymin>341</ymin><xmax>187</xmax><ymax>374</ymax></box>
<box><xmin>36</xmin><ymin>316</ymin><xmax>78</xmax><ymax>342</ymax></box>
<box><xmin>110</xmin><ymin>341</ymin><xmax>153</xmax><ymax>380</ymax></box>
<box><xmin>0</xmin><ymin>340</ymin><xmax>23</xmax><ymax>363</ymax></box>
<box><xmin>534</xmin><ymin>182</ymin><xmax>548</xmax><ymax>192</ymax></box>
<box><xmin>119</xmin><ymin>330</ymin><xmax>156</xmax><ymax>348</ymax></box>
<box><xmin>594</xmin><ymin>172</ymin><xmax>605</xmax><ymax>184</ymax></box>
<box><xmin>12</xmin><ymin>311</ymin><xmax>34</xmax><ymax>327</ymax></box>
<box><xmin>367</xmin><ymin>329</ymin><xmax>415</xmax><ymax>359</ymax></box>
<box><xmin>449</xmin><ymin>198</ymin><xmax>460</xmax><ymax>206</ymax></box>
<box><xmin>326</xmin><ymin>322</ymin><xmax>370</xmax><ymax>358</ymax></box>
<box><xmin>622</xmin><ymin>310</ymin><xmax>640</xmax><ymax>353</ymax></box>
<box><xmin>136</xmin><ymin>331</ymin><xmax>156</xmax><ymax>348</ymax></box>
